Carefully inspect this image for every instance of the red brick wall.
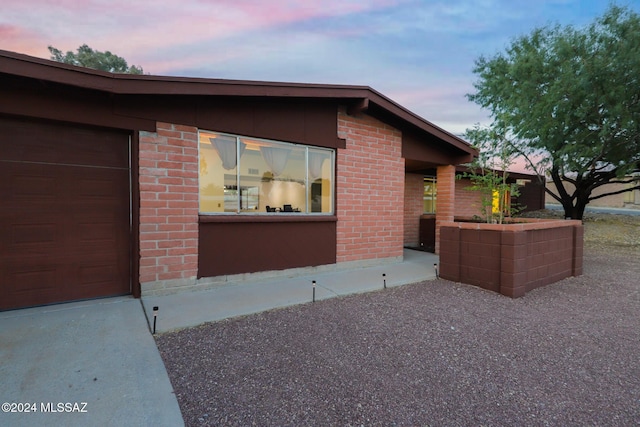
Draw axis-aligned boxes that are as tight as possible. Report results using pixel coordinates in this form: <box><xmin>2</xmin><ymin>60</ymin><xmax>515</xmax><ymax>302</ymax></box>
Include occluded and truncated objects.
<box><xmin>455</xmin><ymin>178</ymin><xmax>483</xmax><ymax>218</ymax></box>
<box><xmin>336</xmin><ymin>108</ymin><xmax>404</xmax><ymax>263</ymax></box>
<box><xmin>138</xmin><ymin>122</ymin><xmax>199</xmax><ymax>287</ymax></box>
<box><xmin>435</xmin><ymin>165</ymin><xmax>456</xmax><ymax>254</ymax></box>
<box><xmin>404</xmin><ymin>173</ymin><xmax>424</xmax><ymax>246</ymax></box>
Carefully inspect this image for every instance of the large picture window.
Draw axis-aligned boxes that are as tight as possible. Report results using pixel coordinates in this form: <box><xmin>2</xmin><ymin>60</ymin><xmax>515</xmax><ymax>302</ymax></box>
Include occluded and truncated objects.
<box><xmin>199</xmin><ymin>130</ymin><xmax>334</xmax><ymax>214</ymax></box>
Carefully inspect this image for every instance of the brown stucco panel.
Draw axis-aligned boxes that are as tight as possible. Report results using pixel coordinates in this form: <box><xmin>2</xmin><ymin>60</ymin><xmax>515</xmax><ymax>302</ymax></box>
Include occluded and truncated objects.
<box><xmin>198</xmin><ymin>219</ymin><xmax>337</xmax><ymax>277</ymax></box>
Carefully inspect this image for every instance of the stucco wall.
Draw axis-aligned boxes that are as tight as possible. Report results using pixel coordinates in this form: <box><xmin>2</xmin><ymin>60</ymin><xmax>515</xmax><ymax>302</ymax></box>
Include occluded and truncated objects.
<box><xmin>336</xmin><ymin>108</ymin><xmax>405</xmax><ymax>263</ymax></box>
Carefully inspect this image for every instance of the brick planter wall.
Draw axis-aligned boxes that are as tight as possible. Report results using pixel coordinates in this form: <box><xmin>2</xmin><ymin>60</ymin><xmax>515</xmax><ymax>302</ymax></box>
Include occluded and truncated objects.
<box><xmin>138</xmin><ymin>122</ymin><xmax>199</xmax><ymax>293</ymax></box>
<box><xmin>336</xmin><ymin>108</ymin><xmax>404</xmax><ymax>264</ymax></box>
<box><xmin>439</xmin><ymin>219</ymin><xmax>583</xmax><ymax>298</ymax></box>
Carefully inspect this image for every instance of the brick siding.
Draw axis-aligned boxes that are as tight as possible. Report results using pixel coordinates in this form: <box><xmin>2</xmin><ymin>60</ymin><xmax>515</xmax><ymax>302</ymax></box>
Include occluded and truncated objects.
<box><xmin>138</xmin><ymin>122</ymin><xmax>199</xmax><ymax>287</ymax></box>
<box><xmin>455</xmin><ymin>178</ymin><xmax>483</xmax><ymax>218</ymax></box>
<box><xmin>404</xmin><ymin>173</ymin><xmax>424</xmax><ymax>246</ymax></box>
<box><xmin>435</xmin><ymin>165</ymin><xmax>456</xmax><ymax>254</ymax></box>
<box><xmin>336</xmin><ymin>108</ymin><xmax>405</xmax><ymax>262</ymax></box>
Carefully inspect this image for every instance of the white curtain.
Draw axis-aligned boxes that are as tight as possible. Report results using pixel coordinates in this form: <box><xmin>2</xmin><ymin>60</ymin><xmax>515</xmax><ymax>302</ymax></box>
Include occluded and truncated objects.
<box><xmin>210</xmin><ymin>136</ymin><xmax>245</xmax><ymax>170</ymax></box>
<box><xmin>308</xmin><ymin>152</ymin><xmax>327</xmax><ymax>180</ymax></box>
<box><xmin>260</xmin><ymin>146</ymin><xmax>291</xmax><ymax>176</ymax></box>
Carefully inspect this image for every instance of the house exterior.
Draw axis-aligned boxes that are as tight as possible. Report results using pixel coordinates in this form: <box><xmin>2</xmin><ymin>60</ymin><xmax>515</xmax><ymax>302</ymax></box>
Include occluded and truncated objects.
<box><xmin>0</xmin><ymin>50</ymin><xmax>477</xmax><ymax>311</ymax></box>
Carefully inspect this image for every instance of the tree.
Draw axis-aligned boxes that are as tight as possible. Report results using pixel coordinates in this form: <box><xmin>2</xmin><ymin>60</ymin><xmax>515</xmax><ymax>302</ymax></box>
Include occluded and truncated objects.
<box><xmin>462</xmin><ymin>125</ymin><xmax>521</xmax><ymax>224</ymax></box>
<box><xmin>48</xmin><ymin>44</ymin><xmax>144</xmax><ymax>74</ymax></box>
<box><xmin>467</xmin><ymin>5</ymin><xmax>640</xmax><ymax>219</ymax></box>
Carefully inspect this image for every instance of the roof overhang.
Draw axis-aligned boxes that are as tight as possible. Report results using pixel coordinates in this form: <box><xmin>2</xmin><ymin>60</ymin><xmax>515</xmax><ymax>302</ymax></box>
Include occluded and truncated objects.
<box><xmin>0</xmin><ymin>49</ymin><xmax>478</xmax><ymax>159</ymax></box>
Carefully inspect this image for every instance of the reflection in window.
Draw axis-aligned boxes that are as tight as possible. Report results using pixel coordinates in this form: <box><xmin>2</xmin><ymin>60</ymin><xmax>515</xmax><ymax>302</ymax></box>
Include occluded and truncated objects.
<box><xmin>199</xmin><ymin>130</ymin><xmax>334</xmax><ymax>214</ymax></box>
<box><xmin>423</xmin><ymin>177</ymin><xmax>437</xmax><ymax>214</ymax></box>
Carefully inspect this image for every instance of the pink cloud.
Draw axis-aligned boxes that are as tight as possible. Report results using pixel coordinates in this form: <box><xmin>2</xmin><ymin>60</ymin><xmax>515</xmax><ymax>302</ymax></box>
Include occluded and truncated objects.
<box><xmin>2</xmin><ymin>0</ymin><xmax>405</xmax><ymax>66</ymax></box>
<box><xmin>0</xmin><ymin>24</ymin><xmax>48</xmax><ymax>57</ymax></box>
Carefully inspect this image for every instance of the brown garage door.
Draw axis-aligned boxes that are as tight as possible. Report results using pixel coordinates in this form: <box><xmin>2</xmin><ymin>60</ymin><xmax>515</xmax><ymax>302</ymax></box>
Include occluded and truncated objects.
<box><xmin>0</xmin><ymin>116</ymin><xmax>131</xmax><ymax>310</ymax></box>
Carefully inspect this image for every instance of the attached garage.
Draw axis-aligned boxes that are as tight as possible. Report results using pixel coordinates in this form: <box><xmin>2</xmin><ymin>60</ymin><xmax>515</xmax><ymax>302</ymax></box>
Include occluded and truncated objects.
<box><xmin>0</xmin><ymin>116</ymin><xmax>131</xmax><ymax>310</ymax></box>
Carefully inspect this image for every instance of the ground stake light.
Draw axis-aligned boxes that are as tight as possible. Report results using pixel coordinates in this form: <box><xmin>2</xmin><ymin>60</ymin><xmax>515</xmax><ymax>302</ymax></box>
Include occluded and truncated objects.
<box><xmin>312</xmin><ymin>280</ymin><xmax>316</xmax><ymax>303</ymax></box>
<box><xmin>153</xmin><ymin>306</ymin><xmax>159</xmax><ymax>334</ymax></box>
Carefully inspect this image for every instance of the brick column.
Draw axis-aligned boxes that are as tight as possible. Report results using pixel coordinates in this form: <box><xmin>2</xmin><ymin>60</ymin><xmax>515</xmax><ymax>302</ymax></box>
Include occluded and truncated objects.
<box><xmin>138</xmin><ymin>122</ymin><xmax>199</xmax><ymax>292</ymax></box>
<box><xmin>435</xmin><ymin>165</ymin><xmax>456</xmax><ymax>254</ymax></box>
<box><xmin>336</xmin><ymin>108</ymin><xmax>404</xmax><ymax>263</ymax></box>
<box><xmin>404</xmin><ymin>173</ymin><xmax>424</xmax><ymax>247</ymax></box>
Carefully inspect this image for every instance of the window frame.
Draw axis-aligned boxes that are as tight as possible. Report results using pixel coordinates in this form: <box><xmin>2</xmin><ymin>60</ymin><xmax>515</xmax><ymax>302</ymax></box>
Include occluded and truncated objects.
<box><xmin>198</xmin><ymin>130</ymin><xmax>335</xmax><ymax>215</ymax></box>
<box><xmin>423</xmin><ymin>176</ymin><xmax>437</xmax><ymax>214</ymax></box>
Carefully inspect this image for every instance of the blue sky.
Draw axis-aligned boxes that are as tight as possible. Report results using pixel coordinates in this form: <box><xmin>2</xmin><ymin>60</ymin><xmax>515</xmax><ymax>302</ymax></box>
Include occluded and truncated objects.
<box><xmin>2</xmin><ymin>0</ymin><xmax>637</xmax><ymax>134</ymax></box>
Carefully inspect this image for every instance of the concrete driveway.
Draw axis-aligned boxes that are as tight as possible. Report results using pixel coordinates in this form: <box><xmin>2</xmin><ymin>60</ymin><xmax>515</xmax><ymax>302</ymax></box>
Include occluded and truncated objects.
<box><xmin>0</xmin><ymin>297</ymin><xmax>183</xmax><ymax>427</ymax></box>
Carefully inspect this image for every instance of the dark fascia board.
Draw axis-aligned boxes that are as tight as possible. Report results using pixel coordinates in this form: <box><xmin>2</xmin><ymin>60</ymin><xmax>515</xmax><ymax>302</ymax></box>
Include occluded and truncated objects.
<box><xmin>0</xmin><ymin>49</ymin><xmax>477</xmax><ymax>156</ymax></box>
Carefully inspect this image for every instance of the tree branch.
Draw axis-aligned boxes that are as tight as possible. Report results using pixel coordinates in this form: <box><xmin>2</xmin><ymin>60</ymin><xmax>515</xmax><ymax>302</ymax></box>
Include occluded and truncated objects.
<box><xmin>588</xmin><ymin>184</ymin><xmax>640</xmax><ymax>201</ymax></box>
<box><xmin>544</xmin><ymin>187</ymin><xmax>563</xmax><ymax>203</ymax></box>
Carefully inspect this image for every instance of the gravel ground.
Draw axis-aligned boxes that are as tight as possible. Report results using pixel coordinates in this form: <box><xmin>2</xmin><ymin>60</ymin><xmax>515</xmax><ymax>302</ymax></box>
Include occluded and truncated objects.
<box><xmin>156</xmin><ymin>214</ymin><xmax>640</xmax><ymax>427</ymax></box>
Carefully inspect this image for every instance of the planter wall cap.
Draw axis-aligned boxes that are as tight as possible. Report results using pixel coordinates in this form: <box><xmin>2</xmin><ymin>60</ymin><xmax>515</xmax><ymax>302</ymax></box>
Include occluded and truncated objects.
<box><xmin>440</xmin><ymin>218</ymin><xmax>581</xmax><ymax>231</ymax></box>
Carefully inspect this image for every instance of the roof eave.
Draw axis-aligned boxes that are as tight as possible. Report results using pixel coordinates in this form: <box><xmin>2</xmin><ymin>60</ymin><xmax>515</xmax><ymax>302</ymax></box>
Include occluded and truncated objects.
<box><xmin>0</xmin><ymin>49</ymin><xmax>477</xmax><ymax>157</ymax></box>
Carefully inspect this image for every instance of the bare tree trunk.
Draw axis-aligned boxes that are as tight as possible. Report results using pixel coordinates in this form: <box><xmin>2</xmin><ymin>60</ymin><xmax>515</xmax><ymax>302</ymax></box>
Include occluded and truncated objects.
<box><xmin>550</xmin><ymin>165</ymin><xmax>589</xmax><ymax>220</ymax></box>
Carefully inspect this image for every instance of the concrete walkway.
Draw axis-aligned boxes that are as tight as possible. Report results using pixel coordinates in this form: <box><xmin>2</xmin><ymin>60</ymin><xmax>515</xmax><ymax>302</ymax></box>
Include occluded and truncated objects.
<box><xmin>0</xmin><ymin>297</ymin><xmax>184</xmax><ymax>427</ymax></box>
<box><xmin>142</xmin><ymin>249</ymin><xmax>439</xmax><ymax>333</ymax></box>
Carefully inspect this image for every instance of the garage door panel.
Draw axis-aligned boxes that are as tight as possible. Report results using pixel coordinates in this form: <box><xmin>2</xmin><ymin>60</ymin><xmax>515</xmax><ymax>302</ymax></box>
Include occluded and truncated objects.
<box><xmin>77</xmin><ymin>221</ymin><xmax>119</xmax><ymax>244</ymax></box>
<box><xmin>1</xmin><ymin>116</ymin><xmax>131</xmax><ymax>310</ymax></box>
<box><xmin>9</xmin><ymin>267</ymin><xmax>58</xmax><ymax>293</ymax></box>
<box><xmin>10</xmin><ymin>223</ymin><xmax>58</xmax><ymax>247</ymax></box>
<box><xmin>78</xmin><ymin>177</ymin><xmax>125</xmax><ymax>200</ymax></box>
<box><xmin>2</xmin><ymin>254</ymin><xmax>129</xmax><ymax>302</ymax></box>
<box><xmin>0</xmin><ymin>117</ymin><xmax>129</xmax><ymax>168</ymax></box>
<box><xmin>2</xmin><ymin>263</ymin><xmax>61</xmax><ymax>310</ymax></box>
<box><xmin>79</xmin><ymin>264</ymin><xmax>119</xmax><ymax>286</ymax></box>
<box><xmin>9</xmin><ymin>174</ymin><xmax>57</xmax><ymax>201</ymax></box>
<box><xmin>3</xmin><ymin>218</ymin><xmax>61</xmax><ymax>257</ymax></box>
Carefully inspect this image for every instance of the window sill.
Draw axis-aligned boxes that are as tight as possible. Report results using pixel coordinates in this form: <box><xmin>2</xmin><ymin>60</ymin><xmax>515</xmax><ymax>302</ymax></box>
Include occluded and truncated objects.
<box><xmin>199</xmin><ymin>214</ymin><xmax>338</xmax><ymax>223</ymax></box>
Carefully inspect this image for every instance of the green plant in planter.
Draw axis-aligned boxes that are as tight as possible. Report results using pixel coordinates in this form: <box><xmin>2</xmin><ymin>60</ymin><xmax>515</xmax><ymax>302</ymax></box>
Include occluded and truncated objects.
<box><xmin>461</xmin><ymin>125</ymin><xmax>521</xmax><ymax>224</ymax></box>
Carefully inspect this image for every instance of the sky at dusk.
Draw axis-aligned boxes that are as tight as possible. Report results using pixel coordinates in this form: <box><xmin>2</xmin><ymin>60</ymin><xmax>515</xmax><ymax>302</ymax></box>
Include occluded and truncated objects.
<box><xmin>2</xmin><ymin>0</ymin><xmax>638</xmax><ymax>135</ymax></box>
